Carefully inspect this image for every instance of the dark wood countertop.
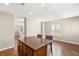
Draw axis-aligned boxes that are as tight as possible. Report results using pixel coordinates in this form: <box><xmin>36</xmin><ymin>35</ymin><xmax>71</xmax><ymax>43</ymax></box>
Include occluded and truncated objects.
<box><xmin>17</xmin><ymin>36</ymin><xmax>53</xmax><ymax>50</ymax></box>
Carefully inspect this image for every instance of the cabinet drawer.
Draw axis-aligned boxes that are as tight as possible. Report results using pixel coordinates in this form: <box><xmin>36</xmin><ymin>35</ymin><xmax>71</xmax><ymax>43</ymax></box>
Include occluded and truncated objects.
<box><xmin>22</xmin><ymin>49</ymin><xmax>26</xmax><ymax>53</ymax></box>
<box><xmin>26</xmin><ymin>46</ymin><xmax>33</xmax><ymax>55</ymax></box>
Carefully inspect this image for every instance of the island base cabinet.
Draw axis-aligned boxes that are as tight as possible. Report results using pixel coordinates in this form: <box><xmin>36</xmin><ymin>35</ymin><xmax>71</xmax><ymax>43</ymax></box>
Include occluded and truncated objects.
<box><xmin>34</xmin><ymin>46</ymin><xmax>47</xmax><ymax>56</ymax></box>
<box><xmin>17</xmin><ymin>40</ymin><xmax>47</xmax><ymax>56</ymax></box>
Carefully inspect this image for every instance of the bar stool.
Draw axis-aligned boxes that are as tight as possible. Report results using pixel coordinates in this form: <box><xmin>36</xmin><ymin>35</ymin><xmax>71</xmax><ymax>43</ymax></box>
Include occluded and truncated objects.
<box><xmin>45</xmin><ymin>35</ymin><xmax>53</xmax><ymax>55</ymax></box>
<box><xmin>37</xmin><ymin>34</ymin><xmax>42</xmax><ymax>38</ymax></box>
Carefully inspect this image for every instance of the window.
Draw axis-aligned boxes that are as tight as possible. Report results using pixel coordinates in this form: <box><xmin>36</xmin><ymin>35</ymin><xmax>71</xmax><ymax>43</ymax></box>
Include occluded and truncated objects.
<box><xmin>51</xmin><ymin>23</ymin><xmax>62</xmax><ymax>36</ymax></box>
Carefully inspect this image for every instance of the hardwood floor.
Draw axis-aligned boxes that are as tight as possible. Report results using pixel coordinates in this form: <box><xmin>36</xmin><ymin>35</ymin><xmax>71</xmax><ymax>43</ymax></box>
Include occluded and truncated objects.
<box><xmin>52</xmin><ymin>40</ymin><xmax>79</xmax><ymax>56</ymax></box>
<box><xmin>0</xmin><ymin>40</ymin><xmax>79</xmax><ymax>56</ymax></box>
<box><xmin>0</xmin><ymin>48</ymin><xmax>17</xmax><ymax>56</ymax></box>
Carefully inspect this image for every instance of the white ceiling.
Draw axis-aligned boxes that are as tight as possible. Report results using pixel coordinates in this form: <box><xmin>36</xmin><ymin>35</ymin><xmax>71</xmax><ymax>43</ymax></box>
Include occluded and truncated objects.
<box><xmin>0</xmin><ymin>3</ymin><xmax>79</xmax><ymax>20</ymax></box>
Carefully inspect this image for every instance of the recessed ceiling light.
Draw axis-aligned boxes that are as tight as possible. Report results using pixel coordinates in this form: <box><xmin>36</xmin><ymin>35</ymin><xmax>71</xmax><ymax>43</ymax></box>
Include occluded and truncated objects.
<box><xmin>29</xmin><ymin>12</ymin><xmax>32</xmax><ymax>15</ymax></box>
<box><xmin>4</xmin><ymin>3</ymin><xmax>9</xmax><ymax>5</ymax></box>
<box><xmin>41</xmin><ymin>3</ymin><xmax>45</xmax><ymax>7</ymax></box>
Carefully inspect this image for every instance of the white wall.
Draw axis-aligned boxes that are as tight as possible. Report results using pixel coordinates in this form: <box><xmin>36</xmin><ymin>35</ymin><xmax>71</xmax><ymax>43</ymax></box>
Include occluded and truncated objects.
<box><xmin>26</xmin><ymin>17</ymin><xmax>41</xmax><ymax>36</ymax></box>
<box><xmin>26</xmin><ymin>17</ymin><xmax>53</xmax><ymax>37</ymax></box>
<box><xmin>44</xmin><ymin>16</ymin><xmax>79</xmax><ymax>44</ymax></box>
<box><xmin>0</xmin><ymin>11</ymin><xmax>14</xmax><ymax>50</ymax></box>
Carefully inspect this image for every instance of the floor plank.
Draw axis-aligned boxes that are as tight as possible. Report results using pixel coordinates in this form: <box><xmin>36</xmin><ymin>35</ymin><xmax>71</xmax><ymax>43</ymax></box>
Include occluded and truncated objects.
<box><xmin>52</xmin><ymin>40</ymin><xmax>79</xmax><ymax>56</ymax></box>
<box><xmin>0</xmin><ymin>48</ymin><xmax>16</xmax><ymax>56</ymax></box>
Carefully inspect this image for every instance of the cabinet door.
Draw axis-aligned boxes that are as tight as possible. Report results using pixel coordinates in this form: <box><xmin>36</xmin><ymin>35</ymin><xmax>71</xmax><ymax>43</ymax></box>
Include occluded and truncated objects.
<box><xmin>17</xmin><ymin>41</ymin><xmax>23</xmax><ymax>56</ymax></box>
<box><xmin>26</xmin><ymin>46</ymin><xmax>34</xmax><ymax>56</ymax></box>
<box><xmin>22</xmin><ymin>43</ymin><xmax>26</xmax><ymax>52</ymax></box>
<box><xmin>22</xmin><ymin>51</ymin><xmax>26</xmax><ymax>56</ymax></box>
<box><xmin>17</xmin><ymin>45</ymin><xmax>23</xmax><ymax>56</ymax></box>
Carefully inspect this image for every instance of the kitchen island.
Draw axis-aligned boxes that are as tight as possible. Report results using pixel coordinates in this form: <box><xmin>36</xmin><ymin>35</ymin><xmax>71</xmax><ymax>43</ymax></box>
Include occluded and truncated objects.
<box><xmin>17</xmin><ymin>36</ymin><xmax>53</xmax><ymax>56</ymax></box>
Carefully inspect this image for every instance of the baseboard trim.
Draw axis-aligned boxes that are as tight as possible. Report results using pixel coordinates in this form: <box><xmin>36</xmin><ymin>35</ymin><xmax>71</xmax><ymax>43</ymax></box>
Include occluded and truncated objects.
<box><xmin>54</xmin><ymin>39</ymin><xmax>79</xmax><ymax>45</ymax></box>
<box><xmin>0</xmin><ymin>46</ymin><xmax>14</xmax><ymax>51</ymax></box>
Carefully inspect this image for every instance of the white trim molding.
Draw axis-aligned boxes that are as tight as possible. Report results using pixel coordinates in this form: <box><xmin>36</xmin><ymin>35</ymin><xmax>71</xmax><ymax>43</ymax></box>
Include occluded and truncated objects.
<box><xmin>54</xmin><ymin>39</ymin><xmax>79</xmax><ymax>45</ymax></box>
<box><xmin>0</xmin><ymin>46</ymin><xmax>14</xmax><ymax>51</ymax></box>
